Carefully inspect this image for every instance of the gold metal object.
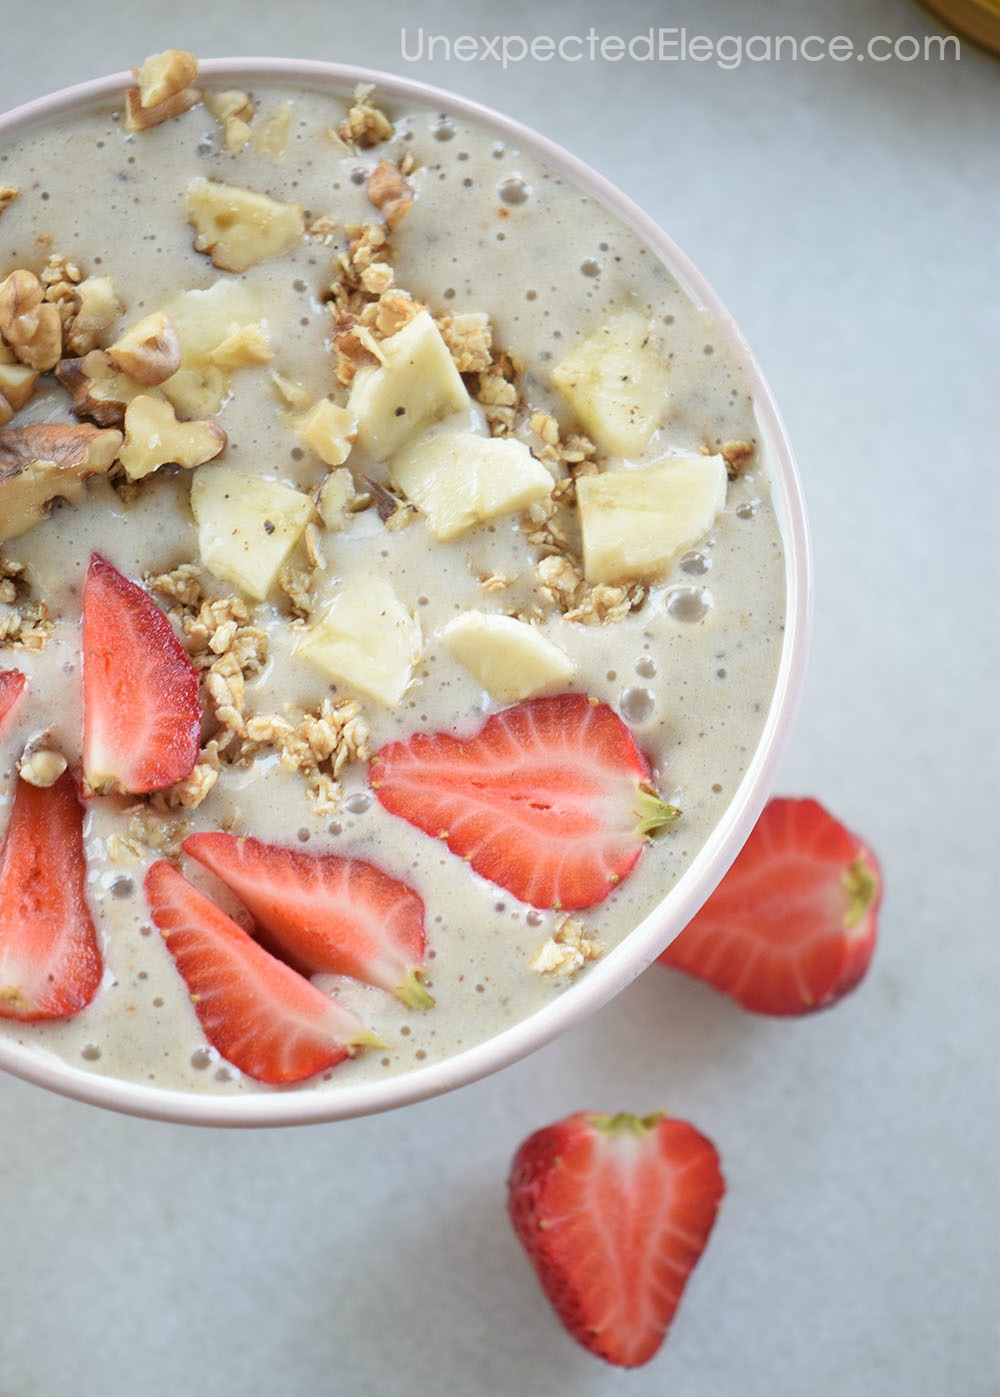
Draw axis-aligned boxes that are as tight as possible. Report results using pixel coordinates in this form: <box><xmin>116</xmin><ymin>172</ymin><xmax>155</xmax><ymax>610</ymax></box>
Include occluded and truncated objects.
<box><xmin>921</xmin><ymin>0</ymin><xmax>1000</xmax><ymax>55</ymax></box>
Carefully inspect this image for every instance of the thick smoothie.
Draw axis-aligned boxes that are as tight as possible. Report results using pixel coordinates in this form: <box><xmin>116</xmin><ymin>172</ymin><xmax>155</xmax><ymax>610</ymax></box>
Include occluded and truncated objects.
<box><xmin>0</xmin><ymin>57</ymin><xmax>786</xmax><ymax>1095</ymax></box>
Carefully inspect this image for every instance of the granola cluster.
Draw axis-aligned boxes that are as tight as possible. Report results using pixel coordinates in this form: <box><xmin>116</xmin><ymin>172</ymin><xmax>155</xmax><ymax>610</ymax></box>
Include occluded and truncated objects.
<box><xmin>0</xmin><ymin>554</ymin><xmax>53</xmax><ymax>651</ymax></box>
<box><xmin>149</xmin><ymin>564</ymin><xmax>370</xmax><ymax>816</ymax></box>
<box><xmin>529</xmin><ymin>915</ymin><xmax>605</xmax><ymax>978</ymax></box>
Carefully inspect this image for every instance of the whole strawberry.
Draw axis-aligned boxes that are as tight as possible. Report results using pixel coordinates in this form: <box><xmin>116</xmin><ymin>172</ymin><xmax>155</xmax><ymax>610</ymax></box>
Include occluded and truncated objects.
<box><xmin>508</xmin><ymin>1111</ymin><xmax>724</xmax><ymax>1368</ymax></box>
<box><xmin>660</xmin><ymin>797</ymin><xmax>882</xmax><ymax>1015</ymax></box>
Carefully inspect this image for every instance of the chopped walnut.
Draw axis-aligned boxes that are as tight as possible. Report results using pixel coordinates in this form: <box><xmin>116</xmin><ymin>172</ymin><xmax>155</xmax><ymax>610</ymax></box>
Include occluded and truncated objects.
<box><xmin>134</xmin><ymin>49</ymin><xmax>198</xmax><ymax>108</ymax></box>
<box><xmin>366</xmin><ymin>159</ymin><xmax>413</xmax><ymax>231</ymax></box>
<box><xmin>210</xmin><ymin>321</ymin><xmax>272</xmax><ymax>369</ymax></box>
<box><xmin>56</xmin><ymin>352</ymin><xmax>143</xmax><ymax>427</ymax></box>
<box><xmin>530</xmin><ymin>915</ymin><xmax>604</xmax><ymax>977</ymax></box>
<box><xmin>39</xmin><ymin>253</ymin><xmax>84</xmax><ymax>327</ymax></box>
<box><xmin>270</xmin><ymin>371</ymin><xmax>313</xmax><ymax>412</ymax></box>
<box><xmin>0</xmin><ymin>186</ymin><xmax>19</xmax><ymax>217</ymax></box>
<box><xmin>127</xmin><ymin>50</ymin><xmax>201</xmax><ymax>131</ymax></box>
<box><xmin>64</xmin><ymin>276</ymin><xmax>124</xmax><ymax>356</ymax></box>
<box><xmin>119</xmin><ymin>395</ymin><xmax>226</xmax><ymax>481</ymax></box>
<box><xmin>18</xmin><ymin>747</ymin><xmax>68</xmax><ymax>788</ymax></box>
<box><xmin>437</xmin><ymin>312</ymin><xmax>493</xmax><ymax>374</ymax></box>
<box><xmin>0</xmin><ymin>422</ymin><xmax>122</xmax><ymax>545</ymax></box>
<box><xmin>0</xmin><ymin>270</ymin><xmax>63</xmax><ymax>372</ymax></box>
<box><xmin>205</xmin><ymin>89</ymin><xmax>255</xmax><ymax>151</ymax></box>
<box><xmin>721</xmin><ymin>438</ymin><xmax>755</xmax><ymax>478</ymax></box>
<box><xmin>0</xmin><ymin>346</ymin><xmax>39</xmax><ymax>422</ymax></box>
<box><xmin>125</xmin><ymin>86</ymin><xmax>201</xmax><ymax>132</ymax></box>
<box><xmin>339</xmin><ymin>83</ymin><xmax>394</xmax><ymax>147</ymax></box>
<box><xmin>107</xmin><ymin>311</ymin><xmax>182</xmax><ymax>386</ymax></box>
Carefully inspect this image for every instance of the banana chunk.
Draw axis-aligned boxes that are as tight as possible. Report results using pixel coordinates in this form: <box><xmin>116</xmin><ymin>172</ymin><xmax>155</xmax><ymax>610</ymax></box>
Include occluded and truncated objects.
<box><xmin>347</xmin><ymin>311</ymin><xmax>470</xmax><ymax>460</ymax></box>
<box><xmin>186</xmin><ymin>178</ymin><xmax>304</xmax><ymax>273</ymax></box>
<box><xmin>578</xmin><ymin>453</ymin><xmax>728</xmax><ymax>585</ymax></box>
<box><xmin>161</xmin><ymin>281</ymin><xmax>265</xmax><ymax>417</ymax></box>
<box><xmin>390</xmin><ymin>428</ymin><xmax>552</xmax><ymax>541</ymax></box>
<box><xmin>191</xmin><ymin>466</ymin><xmax>313</xmax><ymax>600</ymax></box>
<box><xmin>553</xmin><ymin>308</ymin><xmax>669</xmax><ymax>457</ymax></box>
<box><xmin>295</xmin><ymin>575</ymin><xmax>422</xmax><ymax>707</ymax></box>
<box><xmin>442</xmin><ymin>612</ymin><xmax>574</xmax><ymax>703</ymax></box>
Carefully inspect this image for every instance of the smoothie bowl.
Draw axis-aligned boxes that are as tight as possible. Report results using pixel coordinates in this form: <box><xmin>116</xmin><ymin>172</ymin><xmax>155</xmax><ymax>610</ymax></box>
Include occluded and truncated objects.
<box><xmin>0</xmin><ymin>55</ymin><xmax>809</xmax><ymax>1126</ymax></box>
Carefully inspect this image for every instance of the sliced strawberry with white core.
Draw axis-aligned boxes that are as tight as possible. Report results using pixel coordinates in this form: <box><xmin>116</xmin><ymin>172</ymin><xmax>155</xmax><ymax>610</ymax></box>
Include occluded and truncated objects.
<box><xmin>509</xmin><ymin>1111</ymin><xmax>724</xmax><ymax>1368</ymax></box>
<box><xmin>0</xmin><ymin>669</ymin><xmax>27</xmax><ymax>734</ymax></box>
<box><xmin>660</xmin><ymin>796</ymin><xmax>882</xmax><ymax>1015</ymax></box>
<box><xmin>144</xmin><ymin>860</ymin><xmax>379</xmax><ymax>1085</ymax></box>
<box><xmin>82</xmin><ymin>552</ymin><xmax>202</xmax><ymax>796</ymax></box>
<box><xmin>0</xmin><ymin>771</ymin><xmax>103</xmax><ymax>1021</ymax></box>
<box><xmin>183</xmin><ymin>831</ymin><xmax>433</xmax><ymax>1009</ymax></box>
<box><xmin>371</xmin><ymin>693</ymin><xmax>678</xmax><ymax>911</ymax></box>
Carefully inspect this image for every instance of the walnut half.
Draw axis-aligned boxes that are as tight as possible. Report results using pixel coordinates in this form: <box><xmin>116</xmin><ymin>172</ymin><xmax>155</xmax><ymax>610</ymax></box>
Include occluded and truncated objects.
<box><xmin>0</xmin><ymin>423</ymin><xmax>122</xmax><ymax>543</ymax></box>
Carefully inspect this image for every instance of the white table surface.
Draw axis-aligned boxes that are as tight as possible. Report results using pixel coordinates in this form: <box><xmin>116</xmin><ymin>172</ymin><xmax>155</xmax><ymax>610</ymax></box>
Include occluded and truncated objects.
<box><xmin>2</xmin><ymin>1</ymin><xmax>997</xmax><ymax>1393</ymax></box>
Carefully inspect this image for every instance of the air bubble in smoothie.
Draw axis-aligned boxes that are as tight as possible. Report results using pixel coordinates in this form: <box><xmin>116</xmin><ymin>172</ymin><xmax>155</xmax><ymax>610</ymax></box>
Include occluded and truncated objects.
<box><xmin>665</xmin><ymin>587</ymin><xmax>713</xmax><ymax>623</ymax></box>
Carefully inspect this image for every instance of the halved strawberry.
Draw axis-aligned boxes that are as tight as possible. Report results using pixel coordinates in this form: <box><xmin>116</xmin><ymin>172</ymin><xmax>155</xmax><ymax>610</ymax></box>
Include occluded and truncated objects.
<box><xmin>0</xmin><ymin>669</ymin><xmax>27</xmax><ymax>734</ymax></box>
<box><xmin>183</xmin><ymin>831</ymin><xmax>433</xmax><ymax>1009</ymax></box>
<box><xmin>509</xmin><ymin>1111</ymin><xmax>724</xmax><ymax>1368</ymax></box>
<box><xmin>0</xmin><ymin>771</ymin><xmax>103</xmax><ymax>1021</ymax></box>
<box><xmin>660</xmin><ymin>796</ymin><xmax>882</xmax><ymax>1015</ymax></box>
<box><xmin>371</xmin><ymin>694</ymin><xmax>678</xmax><ymax>911</ymax></box>
<box><xmin>82</xmin><ymin>553</ymin><xmax>201</xmax><ymax>796</ymax></box>
<box><xmin>144</xmin><ymin>861</ymin><xmax>379</xmax><ymax>1085</ymax></box>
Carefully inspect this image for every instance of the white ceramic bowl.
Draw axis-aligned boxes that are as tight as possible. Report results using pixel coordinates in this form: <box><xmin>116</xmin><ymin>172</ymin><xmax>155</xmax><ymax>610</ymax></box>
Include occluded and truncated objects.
<box><xmin>0</xmin><ymin>59</ymin><xmax>811</xmax><ymax>1127</ymax></box>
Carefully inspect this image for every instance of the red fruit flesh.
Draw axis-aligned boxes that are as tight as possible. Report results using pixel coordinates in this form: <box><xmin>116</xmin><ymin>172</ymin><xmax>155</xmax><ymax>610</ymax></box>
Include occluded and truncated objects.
<box><xmin>660</xmin><ymin>796</ymin><xmax>882</xmax><ymax>1015</ymax></box>
<box><xmin>183</xmin><ymin>831</ymin><xmax>432</xmax><ymax>1008</ymax></box>
<box><xmin>144</xmin><ymin>861</ymin><xmax>376</xmax><ymax>1085</ymax></box>
<box><xmin>0</xmin><ymin>670</ymin><xmax>27</xmax><ymax>733</ymax></box>
<box><xmin>509</xmin><ymin>1111</ymin><xmax>724</xmax><ymax>1368</ymax></box>
<box><xmin>0</xmin><ymin>771</ymin><xmax>103</xmax><ymax>1021</ymax></box>
<box><xmin>82</xmin><ymin>553</ymin><xmax>202</xmax><ymax>796</ymax></box>
<box><xmin>371</xmin><ymin>694</ymin><xmax>678</xmax><ymax>911</ymax></box>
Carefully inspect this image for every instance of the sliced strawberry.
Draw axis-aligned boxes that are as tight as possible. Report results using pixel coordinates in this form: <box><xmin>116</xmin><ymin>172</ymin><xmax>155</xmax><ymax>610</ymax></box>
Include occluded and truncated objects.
<box><xmin>0</xmin><ymin>669</ymin><xmax>27</xmax><ymax>733</ymax></box>
<box><xmin>144</xmin><ymin>861</ymin><xmax>379</xmax><ymax>1085</ymax></box>
<box><xmin>0</xmin><ymin>770</ymin><xmax>103</xmax><ymax>1021</ymax></box>
<box><xmin>509</xmin><ymin>1111</ymin><xmax>724</xmax><ymax>1368</ymax></box>
<box><xmin>371</xmin><ymin>694</ymin><xmax>678</xmax><ymax>911</ymax></box>
<box><xmin>82</xmin><ymin>553</ymin><xmax>201</xmax><ymax>796</ymax></box>
<box><xmin>183</xmin><ymin>831</ymin><xmax>433</xmax><ymax>1009</ymax></box>
<box><xmin>660</xmin><ymin>796</ymin><xmax>882</xmax><ymax>1015</ymax></box>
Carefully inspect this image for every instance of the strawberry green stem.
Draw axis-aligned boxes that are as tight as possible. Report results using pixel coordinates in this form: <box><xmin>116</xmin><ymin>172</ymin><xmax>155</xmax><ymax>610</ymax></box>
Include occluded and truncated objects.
<box><xmin>843</xmin><ymin>858</ymin><xmax>879</xmax><ymax>928</ymax></box>
<box><xmin>395</xmin><ymin>969</ymin><xmax>436</xmax><ymax>1012</ymax></box>
<box><xmin>634</xmin><ymin>783</ymin><xmax>681</xmax><ymax>840</ymax></box>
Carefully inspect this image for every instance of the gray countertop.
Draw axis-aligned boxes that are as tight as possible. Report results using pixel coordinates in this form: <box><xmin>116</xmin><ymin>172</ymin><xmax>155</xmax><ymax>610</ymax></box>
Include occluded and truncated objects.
<box><xmin>1</xmin><ymin>1</ymin><xmax>997</xmax><ymax>1393</ymax></box>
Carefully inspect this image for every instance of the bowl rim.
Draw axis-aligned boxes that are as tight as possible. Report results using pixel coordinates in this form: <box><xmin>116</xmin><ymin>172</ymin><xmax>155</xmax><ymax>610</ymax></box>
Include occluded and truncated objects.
<box><xmin>0</xmin><ymin>57</ymin><xmax>812</xmax><ymax>1127</ymax></box>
